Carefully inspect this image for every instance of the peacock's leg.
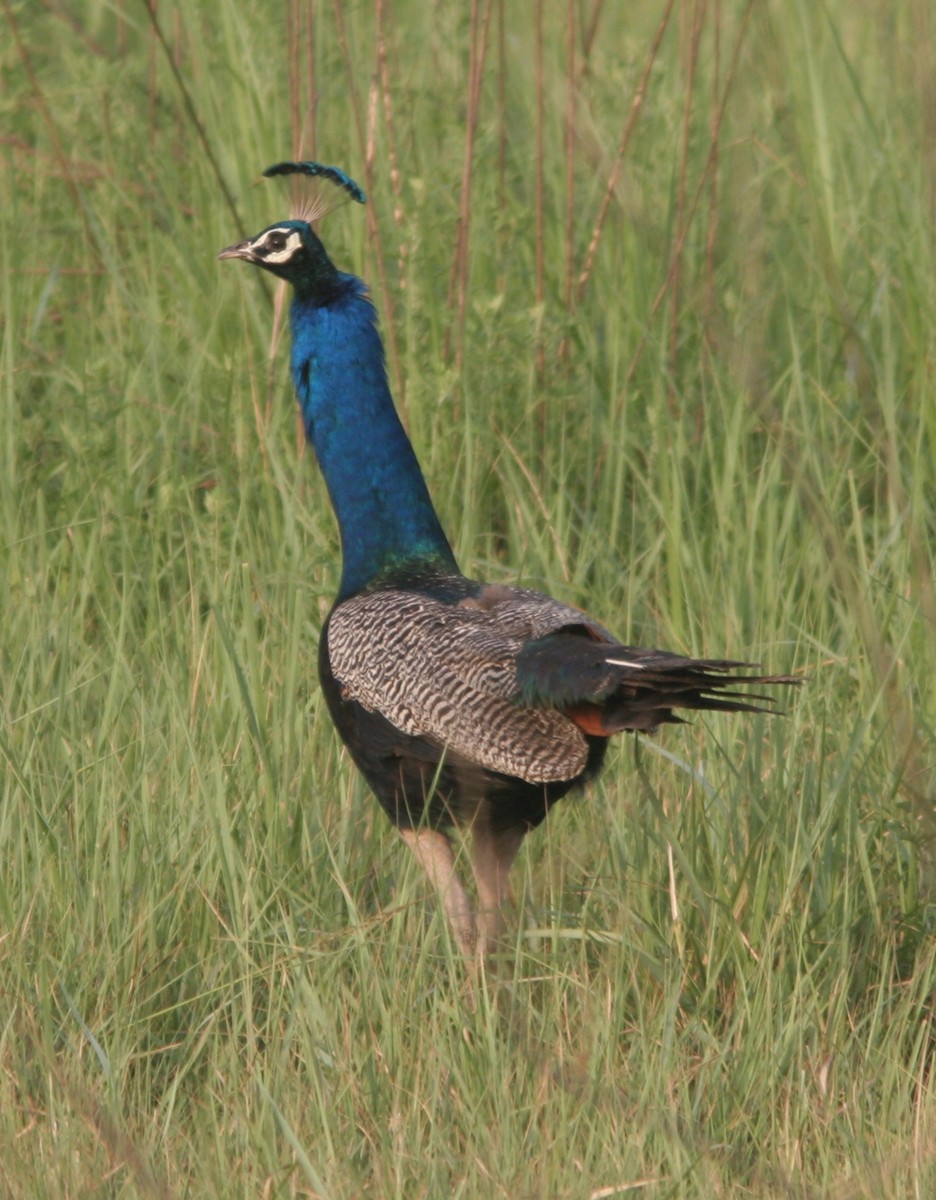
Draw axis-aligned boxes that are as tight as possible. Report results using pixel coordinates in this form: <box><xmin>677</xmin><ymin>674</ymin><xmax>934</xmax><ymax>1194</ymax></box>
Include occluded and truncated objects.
<box><xmin>399</xmin><ymin>827</ymin><xmax>476</xmax><ymax>954</ymax></box>
<box><xmin>469</xmin><ymin>821</ymin><xmax>525</xmax><ymax>956</ymax></box>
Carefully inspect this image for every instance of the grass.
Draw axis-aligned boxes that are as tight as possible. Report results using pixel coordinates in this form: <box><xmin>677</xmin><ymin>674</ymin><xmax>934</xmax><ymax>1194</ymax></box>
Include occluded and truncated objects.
<box><xmin>2</xmin><ymin>0</ymin><xmax>935</xmax><ymax>1196</ymax></box>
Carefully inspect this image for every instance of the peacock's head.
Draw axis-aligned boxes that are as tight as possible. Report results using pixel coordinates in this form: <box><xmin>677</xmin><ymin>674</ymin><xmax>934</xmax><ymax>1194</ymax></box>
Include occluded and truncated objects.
<box><xmin>218</xmin><ymin>219</ymin><xmax>343</xmax><ymax>299</ymax></box>
<box><xmin>219</xmin><ymin>161</ymin><xmax>365</xmax><ymax>301</ymax></box>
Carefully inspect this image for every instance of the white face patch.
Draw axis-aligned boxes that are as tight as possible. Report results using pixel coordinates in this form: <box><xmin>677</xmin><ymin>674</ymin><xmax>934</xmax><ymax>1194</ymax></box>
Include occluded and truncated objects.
<box><xmin>255</xmin><ymin>228</ymin><xmax>304</xmax><ymax>265</ymax></box>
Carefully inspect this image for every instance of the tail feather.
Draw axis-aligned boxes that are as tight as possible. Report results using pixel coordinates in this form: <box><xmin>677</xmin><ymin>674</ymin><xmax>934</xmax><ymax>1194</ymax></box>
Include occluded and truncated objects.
<box><xmin>516</xmin><ymin>631</ymin><xmax>799</xmax><ymax>735</ymax></box>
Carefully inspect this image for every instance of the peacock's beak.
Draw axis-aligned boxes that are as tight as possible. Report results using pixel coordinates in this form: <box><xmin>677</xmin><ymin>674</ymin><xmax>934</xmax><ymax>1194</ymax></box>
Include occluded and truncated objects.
<box><xmin>217</xmin><ymin>240</ymin><xmax>256</xmax><ymax>262</ymax></box>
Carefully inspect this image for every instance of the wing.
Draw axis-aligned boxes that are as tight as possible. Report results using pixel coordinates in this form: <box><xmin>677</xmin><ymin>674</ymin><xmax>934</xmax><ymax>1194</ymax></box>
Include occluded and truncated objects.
<box><xmin>323</xmin><ymin>583</ymin><xmax>601</xmax><ymax>784</ymax></box>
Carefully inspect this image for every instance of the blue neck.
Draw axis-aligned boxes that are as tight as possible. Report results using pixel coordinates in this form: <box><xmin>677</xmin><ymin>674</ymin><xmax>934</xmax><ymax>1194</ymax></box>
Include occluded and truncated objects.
<box><xmin>290</xmin><ymin>274</ymin><xmax>458</xmax><ymax>600</ymax></box>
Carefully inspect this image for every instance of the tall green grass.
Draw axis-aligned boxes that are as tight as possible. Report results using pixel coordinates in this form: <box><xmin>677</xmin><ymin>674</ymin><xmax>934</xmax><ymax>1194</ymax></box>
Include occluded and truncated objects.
<box><xmin>2</xmin><ymin>1</ymin><xmax>934</xmax><ymax>1196</ymax></box>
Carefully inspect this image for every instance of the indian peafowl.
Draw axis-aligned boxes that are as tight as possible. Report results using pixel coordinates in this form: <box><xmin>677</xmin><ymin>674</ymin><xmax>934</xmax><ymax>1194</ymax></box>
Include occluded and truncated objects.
<box><xmin>219</xmin><ymin>161</ymin><xmax>797</xmax><ymax>956</ymax></box>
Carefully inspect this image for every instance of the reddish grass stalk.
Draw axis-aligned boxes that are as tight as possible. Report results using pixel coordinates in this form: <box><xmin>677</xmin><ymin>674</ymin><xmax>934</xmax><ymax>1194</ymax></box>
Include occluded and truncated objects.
<box><xmin>563</xmin><ymin>0</ymin><xmax>577</xmax><ymax>315</ymax></box>
<box><xmin>704</xmin><ymin>0</ymin><xmax>722</xmax><ymax>329</ymax></box>
<box><xmin>581</xmin><ymin>0</ymin><xmax>605</xmax><ymax>63</ymax></box>
<box><xmin>306</xmin><ymin>0</ymin><xmax>319</xmax><ymax>162</ymax></box>
<box><xmin>668</xmin><ymin>0</ymin><xmax>705</xmax><ymax>417</ymax></box>
<box><xmin>288</xmin><ymin>2</ymin><xmax>302</xmax><ymax>162</ymax></box>
<box><xmin>445</xmin><ymin>0</ymin><xmax>495</xmax><ymax>371</ymax></box>
<box><xmin>555</xmin><ymin>0</ymin><xmax>604</xmax><ymax>366</ymax></box>
<box><xmin>496</xmin><ymin>0</ymin><xmax>507</xmax><ymax>294</ymax></box>
<box><xmin>910</xmin><ymin>0</ymin><xmax>936</xmax><ymax>227</ymax></box>
<box><xmin>534</xmin><ymin>0</ymin><xmax>545</xmax><ymax>375</ymax></box>
<box><xmin>376</xmin><ymin>0</ymin><xmax>410</xmax><ymax>396</ymax></box>
<box><xmin>376</xmin><ymin>0</ymin><xmax>404</xmax><ymax>235</ymax></box>
<box><xmin>284</xmin><ymin>0</ymin><xmax>300</xmax><ymax>442</ymax></box>
<box><xmin>330</xmin><ymin>0</ymin><xmax>404</xmax><ymax>404</ymax></box>
<box><xmin>284</xmin><ymin>0</ymin><xmax>314</xmax><ymax>447</ymax></box>
<box><xmin>617</xmin><ymin>0</ymin><xmax>757</xmax><ymax>411</ymax></box>
<box><xmin>574</xmin><ymin>0</ymin><xmax>677</xmax><ymax>304</ymax></box>
<box><xmin>138</xmin><ymin>0</ymin><xmax>241</xmax><ymax>230</ymax></box>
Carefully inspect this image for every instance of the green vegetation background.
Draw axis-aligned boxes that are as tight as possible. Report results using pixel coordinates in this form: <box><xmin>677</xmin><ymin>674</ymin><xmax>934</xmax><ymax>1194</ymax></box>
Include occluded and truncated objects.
<box><xmin>2</xmin><ymin>2</ymin><xmax>934</xmax><ymax>1196</ymax></box>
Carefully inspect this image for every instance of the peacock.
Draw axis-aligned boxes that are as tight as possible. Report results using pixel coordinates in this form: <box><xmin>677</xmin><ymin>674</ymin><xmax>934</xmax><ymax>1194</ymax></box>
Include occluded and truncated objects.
<box><xmin>219</xmin><ymin>161</ymin><xmax>797</xmax><ymax>956</ymax></box>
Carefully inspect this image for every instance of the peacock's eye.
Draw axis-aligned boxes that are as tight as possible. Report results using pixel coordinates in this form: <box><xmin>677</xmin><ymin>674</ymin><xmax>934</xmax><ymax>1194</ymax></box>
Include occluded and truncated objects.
<box><xmin>266</xmin><ymin>232</ymin><xmax>287</xmax><ymax>251</ymax></box>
